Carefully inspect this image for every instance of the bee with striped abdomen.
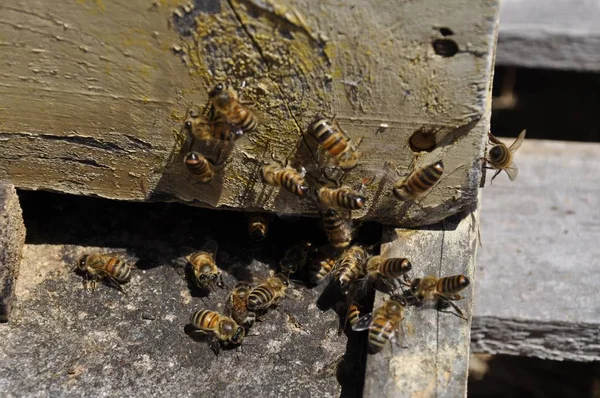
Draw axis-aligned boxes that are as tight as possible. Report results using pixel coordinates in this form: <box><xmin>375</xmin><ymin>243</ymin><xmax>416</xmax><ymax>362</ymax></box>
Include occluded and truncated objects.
<box><xmin>74</xmin><ymin>253</ymin><xmax>132</xmax><ymax>292</ymax></box>
<box><xmin>226</xmin><ymin>282</ymin><xmax>256</xmax><ymax>329</ymax></box>
<box><xmin>408</xmin><ymin>274</ymin><xmax>470</xmax><ymax>320</ymax></box>
<box><xmin>280</xmin><ymin>241</ymin><xmax>313</xmax><ymax>276</ymax></box>
<box><xmin>186</xmin><ymin>240</ymin><xmax>224</xmax><ymax>291</ymax></box>
<box><xmin>352</xmin><ymin>295</ymin><xmax>406</xmax><ymax>354</ymax></box>
<box><xmin>317</xmin><ymin>186</ymin><xmax>366</xmax><ymax>211</ymax></box>
<box><xmin>184</xmin><ymin>106</ymin><xmax>243</xmax><ymax>142</ymax></box>
<box><xmin>248</xmin><ymin>212</ymin><xmax>270</xmax><ymax>242</ymax></box>
<box><xmin>308</xmin><ymin>117</ymin><xmax>362</xmax><ymax>171</ymax></box>
<box><xmin>189</xmin><ymin>310</ymin><xmax>245</xmax><ymax>355</ymax></box>
<box><xmin>308</xmin><ymin>250</ymin><xmax>336</xmax><ymax>285</ymax></box>
<box><xmin>208</xmin><ymin>82</ymin><xmax>258</xmax><ymax>135</ymax></box>
<box><xmin>392</xmin><ymin>160</ymin><xmax>444</xmax><ymax>201</ymax></box>
<box><xmin>247</xmin><ymin>273</ymin><xmax>289</xmax><ymax>311</ymax></box>
<box><xmin>362</xmin><ymin>256</ymin><xmax>412</xmax><ymax>292</ymax></box>
<box><xmin>333</xmin><ymin>245</ymin><xmax>368</xmax><ymax>293</ymax></box>
<box><xmin>485</xmin><ymin>129</ymin><xmax>525</xmax><ymax>182</ymax></box>
<box><xmin>346</xmin><ymin>301</ymin><xmax>361</xmax><ymax>329</ymax></box>
<box><xmin>184</xmin><ymin>152</ymin><xmax>215</xmax><ymax>183</ymax></box>
<box><xmin>321</xmin><ymin>208</ymin><xmax>353</xmax><ymax>249</ymax></box>
<box><xmin>260</xmin><ymin>163</ymin><xmax>309</xmax><ymax>198</ymax></box>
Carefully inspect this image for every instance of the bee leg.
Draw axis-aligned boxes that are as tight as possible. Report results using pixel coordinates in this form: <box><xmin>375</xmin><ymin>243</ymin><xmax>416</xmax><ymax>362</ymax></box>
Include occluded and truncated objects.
<box><xmin>207</xmin><ymin>335</ymin><xmax>221</xmax><ymax>356</ymax></box>
<box><xmin>490</xmin><ymin>169</ymin><xmax>502</xmax><ymax>185</ymax></box>
<box><xmin>104</xmin><ymin>275</ymin><xmax>126</xmax><ymax>294</ymax></box>
<box><xmin>438</xmin><ymin>296</ymin><xmax>467</xmax><ymax>320</ymax></box>
<box><xmin>216</xmin><ymin>274</ymin><xmax>225</xmax><ymax>289</ymax></box>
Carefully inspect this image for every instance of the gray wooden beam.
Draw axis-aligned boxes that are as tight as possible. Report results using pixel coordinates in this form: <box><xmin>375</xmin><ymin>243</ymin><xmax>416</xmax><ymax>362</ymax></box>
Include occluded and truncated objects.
<box><xmin>472</xmin><ymin>139</ymin><xmax>600</xmax><ymax>362</ymax></box>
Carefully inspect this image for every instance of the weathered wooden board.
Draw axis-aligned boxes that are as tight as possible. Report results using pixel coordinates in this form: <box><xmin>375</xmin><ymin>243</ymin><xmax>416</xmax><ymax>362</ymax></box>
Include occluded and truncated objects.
<box><xmin>0</xmin><ymin>0</ymin><xmax>499</xmax><ymax>226</ymax></box>
<box><xmin>497</xmin><ymin>0</ymin><xmax>600</xmax><ymax>71</ymax></box>
<box><xmin>364</xmin><ymin>206</ymin><xmax>479</xmax><ymax>397</ymax></box>
<box><xmin>0</xmin><ymin>181</ymin><xmax>26</xmax><ymax>322</ymax></box>
<box><xmin>472</xmin><ymin>139</ymin><xmax>600</xmax><ymax>362</ymax></box>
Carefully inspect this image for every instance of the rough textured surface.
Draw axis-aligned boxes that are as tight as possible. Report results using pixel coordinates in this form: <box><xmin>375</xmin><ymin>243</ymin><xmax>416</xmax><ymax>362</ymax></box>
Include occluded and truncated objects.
<box><xmin>0</xmin><ymin>191</ymin><xmax>370</xmax><ymax>397</ymax></box>
<box><xmin>363</xmin><ymin>207</ymin><xmax>479</xmax><ymax>398</ymax></box>
<box><xmin>496</xmin><ymin>0</ymin><xmax>600</xmax><ymax>71</ymax></box>
<box><xmin>472</xmin><ymin>139</ymin><xmax>600</xmax><ymax>362</ymax></box>
<box><xmin>0</xmin><ymin>0</ymin><xmax>499</xmax><ymax>226</ymax></box>
<box><xmin>0</xmin><ymin>181</ymin><xmax>25</xmax><ymax>322</ymax></box>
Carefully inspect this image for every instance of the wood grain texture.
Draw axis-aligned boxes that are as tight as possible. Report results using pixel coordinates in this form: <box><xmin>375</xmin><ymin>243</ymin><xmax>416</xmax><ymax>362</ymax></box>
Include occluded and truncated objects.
<box><xmin>0</xmin><ymin>181</ymin><xmax>26</xmax><ymax>322</ymax></box>
<box><xmin>472</xmin><ymin>139</ymin><xmax>600</xmax><ymax>362</ymax></box>
<box><xmin>363</xmin><ymin>206</ymin><xmax>479</xmax><ymax>397</ymax></box>
<box><xmin>0</xmin><ymin>0</ymin><xmax>499</xmax><ymax>226</ymax></box>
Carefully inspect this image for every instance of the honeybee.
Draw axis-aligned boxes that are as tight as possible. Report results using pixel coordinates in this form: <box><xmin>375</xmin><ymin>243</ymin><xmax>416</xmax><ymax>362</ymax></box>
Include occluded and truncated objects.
<box><xmin>308</xmin><ymin>117</ymin><xmax>362</xmax><ymax>170</ymax></box>
<box><xmin>486</xmin><ymin>129</ymin><xmax>526</xmax><ymax>182</ymax></box>
<box><xmin>352</xmin><ymin>296</ymin><xmax>406</xmax><ymax>354</ymax></box>
<box><xmin>186</xmin><ymin>240</ymin><xmax>224</xmax><ymax>291</ymax></box>
<box><xmin>408</xmin><ymin>274</ymin><xmax>470</xmax><ymax>319</ymax></box>
<box><xmin>260</xmin><ymin>163</ymin><xmax>309</xmax><ymax>198</ymax></box>
<box><xmin>317</xmin><ymin>186</ymin><xmax>366</xmax><ymax>211</ymax></box>
<box><xmin>183</xmin><ymin>106</ymin><xmax>243</xmax><ymax>142</ymax></box>
<box><xmin>226</xmin><ymin>282</ymin><xmax>256</xmax><ymax>329</ymax></box>
<box><xmin>189</xmin><ymin>310</ymin><xmax>245</xmax><ymax>355</ymax></box>
<box><xmin>280</xmin><ymin>241</ymin><xmax>313</xmax><ymax>276</ymax></box>
<box><xmin>346</xmin><ymin>301</ymin><xmax>361</xmax><ymax>329</ymax></box>
<box><xmin>74</xmin><ymin>253</ymin><xmax>132</xmax><ymax>292</ymax></box>
<box><xmin>208</xmin><ymin>82</ymin><xmax>258</xmax><ymax>134</ymax></box>
<box><xmin>184</xmin><ymin>152</ymin><xmax>215</xmax><ymax>183</ymax></box>
<box><xmin>362</xmin><ymin>256</ymin><xmax>412</xmax><ymax>291</ymax></box>
<box><xmin>248</xmin><ymin>212</ymin><xmax>270</xmax><ymax>242</ymax></box>
<box><xmin>392</xmin><ymin>160</ymin><xmax>444</xmax><ymax>201</ymax></box>
<box><xmin>247</xmin><ymin>273</ymin><xmax>289</xmax><ymax>311</ymax></box>
<box><xmin>308</xmin><ymin>250</ymin><xmax>336</xmax><ymax>285</ymax></box>
<box><xmin>333</xmin><ymin>245</ymin><xmax>368</xmax><ymax>293</ymax></box>
<box><xmin>321</xmin><ymin>208</ymin><xmax>353</xmax><ymax>249</ymax></box>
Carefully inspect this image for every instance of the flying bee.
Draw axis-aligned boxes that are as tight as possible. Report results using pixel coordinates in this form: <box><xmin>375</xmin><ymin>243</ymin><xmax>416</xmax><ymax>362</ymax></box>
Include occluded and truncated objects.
<box><xmin>280</xmin><ymin>241</ymin><xmax>313</xmax><ymax>276</ymax></box>
<box><xmin>247</xmin><ymin>273</ymin><xmax>289</xmax><ymax>311</ymax></box>
<box><xmin>352</xmin><ymin>295</ymin><xmax>406</xmax><ymax>354</ymax></box>
<box><xmin>248</xmin><ymin>212</ymin><xmax>270</xmax><ymax>242</ymax></box>
<box><xmin>74</xmin><ymin>253</ymin><xmax>132</xmax><ymax>292</ymax></box>
<box><xmin>308</xmin><ymin>250</ymin><xmax>336</xmax><ymax>285</ymax></box>
<box><xmin>226</xmin><ymin>282</ymin><xmax>256</xmax><ymax>329</ymax></box>
<box><xmin>317</xmin><ymin>186</ymin><xmax>366</xmax><ymax>211</ymax></box>
<box><xmin>186</xmin><ymin>240</ymin><xmax>224</xmax><ymax>291</ymax></box>
<box><xmin>408</xmin><ymin>274</ymin><xmax>470</xmax><ymax>319</ymax></box>
<box><xmin>392</xmin><ymin>160</ymin><xmax>444</xmax><ymax>201</ymax></box>
<box><xmin>333</xmin><ymin>245</ymin><xmax>368</xmax><ymax>293</ymax></box>
<box><xmin>260</xmin><ymin>163</ymin><xmax>309</xmax><ymax>198</ymax></box>
<box><xmin>346</xmin><ymin>301</ymin><xmax>361</xmax><ymax>329</ymax></box>
<box><xmin>308</xmin><ymin>117</ymin><xmax>362</xmax><ymax>170</ymax></box>
<box><xmin>321</xmin><ymin>208</ymin><xmax>353</xmax><ymax>249</ymax></box>
<box><xmin>362</xmin><ymin>256</ymin><xmax>412</xmax><ymax>292</ymax></box>
<box><xmin>208</xmin><ymin>82</ymin><xmax>258</xmax><ymax>134</ymax></box>
<box><xmin>189</xmin><ymin>310</ymin><xmax>245</xmax><ymax>355</ymax></box>
<box><xmin>184</xmin><ymin>152</ymin><xmax>215</xmax><ymax>183</ymax></box>
<box><xmin>485</xmin><ymin>129</ymin><xmax>526</xmax><ymax>182</ymax></box>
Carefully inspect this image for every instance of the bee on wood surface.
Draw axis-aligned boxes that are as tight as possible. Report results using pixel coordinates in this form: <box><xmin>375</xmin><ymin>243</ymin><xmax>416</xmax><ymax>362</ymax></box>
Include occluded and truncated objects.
<box><xmin>392</xmin><ymin>160</ymin><xmax>444</xmax><ymax>201</ymax></box>
<box><xmin>280</xmin><ymin>241</ymin><xmax>313</xmax><ymax>276</ymax></box>
<box><xmin>307</xmin><ymin>117</ymin><xmax>362</xmax><ymax>171</ymax></box>
<box><xmin>408</xmin><ymin>274</ymin><xmax>470</xmax><ymax>320</ymax></box>
<box><xmin>74</xmin><ymin>253</ymin><xmax>132</xmax><ymax>293</ymax></box>
<box><xmin>485</xmin><ymin>129</ymin><xmax>526</xmax><ymax>182</ymax></box>
<box><xmin>361</xmin><ymin>256</ymin><xmax>412</xmax><ymax>292</ymax></box>
<box><xmin>247</xmin><ymin>273</ymin><xmax>289</xmax><ymax>311</ymax></box>
<box><xmin>183</xmin><ymin>106</ymin><xmax>243</xmax><ymax>142</ymax></box>
<box><xmin>260</xmin><ymin>163</ymin><xmax>309</xmax><ymax>198</ymax></box>
<box><xmin>247</xmin><ymin>212</ymin><xmax>270</xmax><ymax>242</ymax></box>
<box><xmin>333</xmin><ymin>245</ymin><xmax>368</xmax><ymax>293</ymax></box>
<box><xmin>226</xmin><ymin>282</ymin><xmax>256</xmax><ymax>329</ymax></box>
<box><xmin>308</xmin><ymin>250</ymin><xmax>336</xmax><ymax>285</ymax></box>
<box><xmin>321</xmin><ymin>208</ymin><xmax>353</xmax><ymax>249</ymax></box>
<box><xmin>352</xmin><ymin>295</ymin><xmax>406</xmax><ymax>354</ymax></box>
<box><xmin>317</xmin><ymin>185</ymin><xmax>366</xmax><ymax>211</ymax></box>
<box><xmin>184</xmin><ymin>151</ymin><xmax>215</xmax><ymax>183</ymax></box>
<box><xmin>189</xmin><ymin>310</ymin><xmax>245</xmax><ymax>355</ymax></box>
<box><xmin>208</xmin><ymin>82</ymin><xmax>258</xmax><ymax>134</ymax></box>
<box><xmin>186</xmin><ymin>240</ymin><xmax>224</xmax><ymax>291</ymax></box>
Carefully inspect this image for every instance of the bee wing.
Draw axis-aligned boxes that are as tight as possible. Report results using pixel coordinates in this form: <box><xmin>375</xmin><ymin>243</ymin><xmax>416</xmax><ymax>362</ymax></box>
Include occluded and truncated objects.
<box><xmin>487</xmin><ymin>131</ymin><xmax>503</xmax><ymax>145</ymax></box>
<box><xmin>391</xmin><ymin>321</ymin><xmax>406</xmax><ymax>348</ymax></box>
<box><xmin>505</xmin><ymin>164</ymin><xmax>519</xmax><ymax>181</ymax></box>
<box><xmin>201</xmin><ymin>240</ymin><xmax>218</xmax><ymax>259</ymax></box>
<box><xmin>508</xmin><ymin>129</ymin><xmax>526</xmax><ymax>153</ymax></box>
<box><xmin>351</xmin><ymin>312</ymin><xmax>373</xmax><ymax>332</ymax></box>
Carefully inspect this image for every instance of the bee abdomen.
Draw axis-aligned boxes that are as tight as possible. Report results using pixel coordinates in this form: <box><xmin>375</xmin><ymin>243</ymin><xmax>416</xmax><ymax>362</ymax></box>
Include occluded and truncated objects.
<box><xmin>248</xmin><ymin>213</ymin><xmax>269</xmax><ymax>242</ymax></box>
<box><xmin>309</xmin><ymin>118</ymin><xmax>348</xmax><ymax>156</ymax></box>
<box><xmin>184</xmin><ymin>152</ymin><xmax>214</xmax><ymax>183</ymax></box>
<box><xmin>106</xmin><ymin>258</ymin><xmax>131</xmax><ymax>282</ymax></box>
<box><xmin>336</xmin><ymin>190</ymin><xmax>366</xmax><ymax>210</ymax></box>
<box><xmin>489</xmin><ymin>145</ymin><xmax>509</xmax><ymax>167</ymax></box>
<box><xmin>438</xmin><ymin>275</ymin><xmax>470</xmax><ymax>294</ymax></box>
<box><xmin>368</xmin><ymin>319</ymin><xmax>394</xmax><ymax>354</ymax></box>
<box><xmin>247</xmin><ymin>286</ymin><xmax>274</xmax><ymax>311</ymax></box>
<box><xmin>408</xmin><ymin>161</ymin><xmax>444</xmax><ymax>192</ymax></box>
<box><xmin>190</xmin><ymin>310</ymin><xmax>220</xmax><ymax>331</ymax></box>
<box><xmin>380</xmin><ymin>258</ymin><xmax>412</xmax><ymax>279</ymax></box>
<box><xmin>278</xmin><ymin>170</ymin><xmax>308</xmax><ymax>198</ymax></box>
<box><xmin>309</xmin><ymin>255</ymin><xmax>334</xmax><ymax>284</ymax></box>
<box><xmin>347</xmin><ymin>303</ymin><xmax>360</xmax><ymax>328</ymax></box>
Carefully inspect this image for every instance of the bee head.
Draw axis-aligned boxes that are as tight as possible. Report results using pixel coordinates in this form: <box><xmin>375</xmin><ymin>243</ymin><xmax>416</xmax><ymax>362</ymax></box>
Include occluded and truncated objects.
<box><xmin>410</xmin><ymin>278</ymin><xmax>421</xmax><ymax>295</ymax></box>
<box><xmin>74</xmin><ymin>255</ymin><xmax>88</xmax><ymax>271</ymax></box>
<box><xmin>209</xmin><ymin>83</ymin><xmax>225</xmax><ymax>98</ymax></box>
<box><xmin>230</xmin><ymin>326</ymin><xmax>245</xmax><ymax>345</ymax></box>
<box><xmin>275</xmin><ymin>273</ymin><xmax>290</xmax><ymax>287</ymax></box>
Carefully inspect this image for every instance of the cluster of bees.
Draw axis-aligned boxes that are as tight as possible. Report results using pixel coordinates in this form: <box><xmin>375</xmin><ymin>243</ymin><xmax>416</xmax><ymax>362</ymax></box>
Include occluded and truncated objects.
<box><xmin>72</xmin><ymin>81</ymin><xmax>525</xmax><ymax>356</ymax></box>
